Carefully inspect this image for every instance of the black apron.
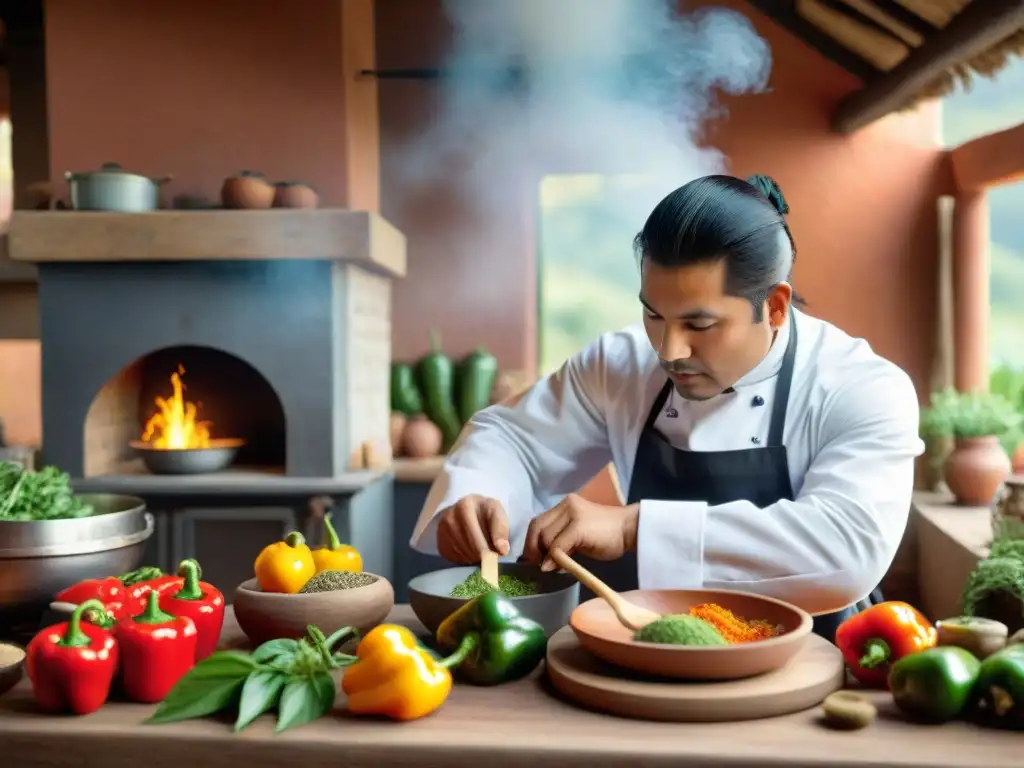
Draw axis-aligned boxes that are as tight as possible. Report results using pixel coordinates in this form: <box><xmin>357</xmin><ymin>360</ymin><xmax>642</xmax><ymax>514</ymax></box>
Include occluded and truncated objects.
<box><xmin>574</xmin><ymin>315</ymin><xmax>880</xmax><ymax>643</ymax></box>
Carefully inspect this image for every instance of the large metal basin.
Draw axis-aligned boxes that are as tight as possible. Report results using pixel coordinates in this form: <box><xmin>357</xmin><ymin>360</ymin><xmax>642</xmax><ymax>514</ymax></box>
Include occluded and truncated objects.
<box><xmin>0</xmin><ymin>494</ymin><xmax>153</xmax><ymax>610</ymax></box>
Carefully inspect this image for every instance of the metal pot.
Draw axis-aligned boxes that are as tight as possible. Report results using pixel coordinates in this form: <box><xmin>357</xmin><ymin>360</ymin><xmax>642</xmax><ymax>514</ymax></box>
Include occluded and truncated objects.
<box><xmin>0</xmin><ymin>494</ymin><xmax>153</xmax><ymax>611</ymax></box>
<box><xmin>64</xmin><ymin>162</ymin><xmax>172</xmax><ymax>212</ymax></box>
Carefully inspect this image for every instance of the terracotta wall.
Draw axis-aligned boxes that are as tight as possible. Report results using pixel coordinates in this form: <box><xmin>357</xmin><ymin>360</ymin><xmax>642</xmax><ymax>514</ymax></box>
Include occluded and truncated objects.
<box><xmin>376</xmin><ymin>0</ymin><xmax>948</xmax><ymax>393</ymax></box>
<box><xmin>44</xmin><ymin>0</ymin><xmax>352</xmax><ymax>205</ymax></box>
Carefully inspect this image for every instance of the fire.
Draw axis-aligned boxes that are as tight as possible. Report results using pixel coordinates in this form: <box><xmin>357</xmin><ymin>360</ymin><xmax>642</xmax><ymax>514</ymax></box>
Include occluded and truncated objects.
<box><xmin>140</xmin><ymin>365</ymin><xmax>211</xmax><ymax>450</ymax></box>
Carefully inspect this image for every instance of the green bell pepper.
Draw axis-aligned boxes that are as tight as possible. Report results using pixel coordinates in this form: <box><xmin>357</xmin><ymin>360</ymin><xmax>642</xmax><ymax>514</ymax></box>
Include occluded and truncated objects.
<box><xmin>435</xmin><ymin>591</ymin><xmax>547</xmax><ymax>686</ymax></box>
<box><xmin>973</xmin><ymin>643</ymin><xmax>1024</xmax><ymax>730</ymax></box>
<box><xmin>889</xmin><ymin>646</ymin><xmax>981</xmax><ymax>722</ymax></box>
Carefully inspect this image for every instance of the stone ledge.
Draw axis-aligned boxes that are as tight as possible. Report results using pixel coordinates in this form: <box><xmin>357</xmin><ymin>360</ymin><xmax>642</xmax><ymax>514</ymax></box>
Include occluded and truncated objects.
<box><xmin>913</xmin><ymin>491</ymin><xmax>991</xmax><ymax>621</ymax></box>
<box><xmin>6</xmin><ymin>209</ymin><xmax>406</xmax><ymax>278</ymax></box>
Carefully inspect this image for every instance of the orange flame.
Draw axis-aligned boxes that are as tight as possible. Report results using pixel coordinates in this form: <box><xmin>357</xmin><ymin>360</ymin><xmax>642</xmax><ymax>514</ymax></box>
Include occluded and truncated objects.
<box><xmin>140</xmin><ymin>365</ymin><xmax>211</xmax><ymax>450</ymax></box>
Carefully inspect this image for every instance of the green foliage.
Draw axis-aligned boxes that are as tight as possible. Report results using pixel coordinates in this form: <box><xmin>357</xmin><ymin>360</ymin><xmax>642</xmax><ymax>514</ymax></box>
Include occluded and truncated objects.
<box><xmin>922</xmin><ymin>388</ymin><xmax>1021</xmax><ymax>439</ymax></box>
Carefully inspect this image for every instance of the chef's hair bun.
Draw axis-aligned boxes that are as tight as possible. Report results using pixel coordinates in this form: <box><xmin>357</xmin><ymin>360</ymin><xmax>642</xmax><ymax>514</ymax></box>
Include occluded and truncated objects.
<box><xmin>746</xmin><ymin>174</ymin><xmax>790</xmax><ymax>217</ymax></box>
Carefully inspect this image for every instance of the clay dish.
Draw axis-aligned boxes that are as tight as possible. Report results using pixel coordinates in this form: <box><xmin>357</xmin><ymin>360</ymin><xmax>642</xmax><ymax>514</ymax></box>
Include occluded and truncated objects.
<box><xmin>408</xmin><ymin>562</ymin><xmax>579</xmax><ymax>637</ymax></box>
<box><xmin>570</xmin><ymin>589</ymin><xmax>812</xmax><ymax>681</ymax></box>
<box><xmin>0</xmin><ymin>642</ymin><xmax>25</xmax><ymax>697</ymax></box>
<box><xmin>233</xmin><ymin>575</ymin><xmax>394</xmax><ymax>646</ymax></box>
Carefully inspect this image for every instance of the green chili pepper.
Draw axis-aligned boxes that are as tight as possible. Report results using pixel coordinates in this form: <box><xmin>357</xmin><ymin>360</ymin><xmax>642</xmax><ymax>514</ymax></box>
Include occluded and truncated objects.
<box><xmin>435</xmin><ymin>591</ymin><xmax>547</xmax><ymax>686</ymax></box>
<box><xmin>390</xmin><ymin>362</ymin><xmax>424</xmax><ymax>416</ymax></box>
<box><xmin>889</xmin><ymin>645</ymin><xmax>981</xmax><ymax>722</ymax></box>
<box><xmin>972</xmin><ymin>643</ymin><xmax>1024</xmax><ymax>730</ymax></box>
<box><xmin>415</xmin><ymin>330</ymin><xmax>462</xmax><ymax>451</ymax></box>
<box><xmin>456</xmin><ymin>347</ymin><xmax>499</xmax><ymax>424</ymax></box>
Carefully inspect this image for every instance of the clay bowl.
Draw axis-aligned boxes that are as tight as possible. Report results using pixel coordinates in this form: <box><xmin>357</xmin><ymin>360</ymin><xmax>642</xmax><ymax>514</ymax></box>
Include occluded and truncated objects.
<box><xmin>408</xmin><ymin>562</ymin><xmax>579</xmax><ymax>638</ymax></box>
<box><xmin>0</xmin><ymin>642</ymin><xmax>26</xmax><ymax>697</ymax></box>
<box><xmin>233</xmin><ymin>575</ymin><xmax>394</xmax><ymax>646</ymax></box>
<box><xmin>570</xmin><ymin>589</ymin><xmax>812</xmax><ymax>681</ymax></box>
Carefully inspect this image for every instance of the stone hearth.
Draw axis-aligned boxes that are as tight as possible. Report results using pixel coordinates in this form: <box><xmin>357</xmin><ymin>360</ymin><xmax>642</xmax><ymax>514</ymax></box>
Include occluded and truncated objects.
<box><xmin>6</xmin><ymin>209</ymin><xmax>405</xmax><ymax>593</ymax></box>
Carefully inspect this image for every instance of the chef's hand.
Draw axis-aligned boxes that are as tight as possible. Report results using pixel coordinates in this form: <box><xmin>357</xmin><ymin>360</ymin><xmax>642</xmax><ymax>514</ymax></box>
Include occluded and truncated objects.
<box><xmin>522</xmin><ymin>495</ymin><xmax>640</xmax><ymax>571</ymax></box>
<box><xmin>435</xmin><ymin>494</ymin><xmax>511</xmax><ymax>565</ymax></box>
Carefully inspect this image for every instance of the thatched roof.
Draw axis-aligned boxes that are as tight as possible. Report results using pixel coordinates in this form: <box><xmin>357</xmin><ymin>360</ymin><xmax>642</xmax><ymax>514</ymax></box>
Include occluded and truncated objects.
<box><xmin>750</xmin><ymin>0</ymin><xmax>1024</xmax><ymax>132</ymax></box>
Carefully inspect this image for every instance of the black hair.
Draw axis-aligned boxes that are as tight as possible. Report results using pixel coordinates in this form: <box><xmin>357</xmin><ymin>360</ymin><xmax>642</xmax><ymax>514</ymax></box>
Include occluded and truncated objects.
<box><xmin>633</xmin><ymin>174</ymin><xmax>803</xmax><ymax>321</ymax></box>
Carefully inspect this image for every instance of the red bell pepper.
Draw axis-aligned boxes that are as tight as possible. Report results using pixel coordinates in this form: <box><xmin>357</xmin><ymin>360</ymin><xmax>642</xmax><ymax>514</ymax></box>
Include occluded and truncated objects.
<box><xmin>160</xmin><ymin>559</ymin><xmax>225</xmax><ymax>661</ymax></box>
<box><xmin>125</xmin><ymin>573</ymin><xmax>184</xmax><ymax>611</ymax></box>
<box><xmin>55</xmin><ymin>576</ymin><xmax>126</xmax><ymax>607</ymax></box>
<box><xmin>116</xmin><ymin>591</ymin><xmax>197</xmax><ymax>703</ymax></box>
<box><xmin>25</xmin><ymin>599</ymin><xmax>119</xmax><ymax>715</ymax></box>
<box><xmin>834</xmin><ymin>601</ymin><xmax>938</xmax><ymax>688</ymax></box>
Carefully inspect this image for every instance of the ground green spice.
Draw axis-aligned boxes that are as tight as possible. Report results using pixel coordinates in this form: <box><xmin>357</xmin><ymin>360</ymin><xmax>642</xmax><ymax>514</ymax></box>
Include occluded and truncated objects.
<box><xmin>450</xmin><ymin>569</ymin><xmax>540</xmax><ymax>599</ymax></box>
<box><xmin>633</xmin><ymin>614</ymin><xmax>728</xmax><ymax>646</ymax></box>
<box><xmin>299</xmin><ymin>570</ymin><xmax>379</xmax><ymax>593</ymax></box>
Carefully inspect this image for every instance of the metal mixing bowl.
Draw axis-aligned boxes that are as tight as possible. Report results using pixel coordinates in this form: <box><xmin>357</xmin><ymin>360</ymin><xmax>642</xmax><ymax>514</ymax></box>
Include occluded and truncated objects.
<box><xmin>131</xmin><ymin>439</ymin><xmax>244</xmax><ymax>475</ymax></box>
<box><xmin>0</xmin><ymin>494</ymin><xmax>153</xmax><ymax>610</ymax></box>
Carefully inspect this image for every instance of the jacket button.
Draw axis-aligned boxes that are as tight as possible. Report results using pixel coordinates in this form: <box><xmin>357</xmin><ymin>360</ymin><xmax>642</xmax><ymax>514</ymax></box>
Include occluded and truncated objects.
<box><xmin>751</xmin><ymin>395</ymin><xmax>765</xmax><ymax>407</ymax></box>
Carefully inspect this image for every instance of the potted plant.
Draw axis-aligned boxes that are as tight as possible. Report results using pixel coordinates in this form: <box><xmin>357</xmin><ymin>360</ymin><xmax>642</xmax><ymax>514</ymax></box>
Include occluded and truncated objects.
<box><xmin>923</xmin><ymin>388</ymin><xmax>1020</xmax><ymax>506</ymax></box>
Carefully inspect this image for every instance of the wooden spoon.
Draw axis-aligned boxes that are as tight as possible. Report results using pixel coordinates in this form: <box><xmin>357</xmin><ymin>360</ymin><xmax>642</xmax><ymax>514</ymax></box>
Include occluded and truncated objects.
<box><xmin>479</xmin><ymin>549</ymin><xmax>500</xmax><ymax>589</ymax></box>
<box><xmin>549</xmin><ymin>548</ymin><xmax>660</xmax><ymax>632</ymax></box>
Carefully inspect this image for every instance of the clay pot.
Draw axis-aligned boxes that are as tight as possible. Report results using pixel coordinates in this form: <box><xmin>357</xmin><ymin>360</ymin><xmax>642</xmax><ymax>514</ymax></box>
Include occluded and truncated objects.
<box><xmin>944</xmin><ymin>436</ymin><xmax>1011</xmax><ymax>506</ymax></box>
<box><xmin>389</xmin><ymin>412</ymin><xmax>407</xmax><ymax>456</ymax></box>
<box><xmin>402</xmin><ymin>415</ymin><xmax>443</xmax><ymax>458</ymax></box>
<box><xmin>221</xmin><ymin>171</ymin><xmax>275</xmax><ymax>209</ymax></box>
<box><xmin>273</xmin><ymin>181</ymin><xmax>319</xmax><ymax>209</ymax></box>
<box><xmin>1012</xmin><ymin>442</ymin><xmax>1024</xmax><ymax>474</ymax></box>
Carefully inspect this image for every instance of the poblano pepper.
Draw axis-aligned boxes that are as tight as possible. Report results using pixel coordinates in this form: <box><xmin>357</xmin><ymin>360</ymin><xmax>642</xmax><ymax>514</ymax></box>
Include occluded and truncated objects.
<box><xmin>435</xmin><ymin>591</ymin><xmax>546</xmax><ymax>685</ymax></box>
<box><xmin>972</xmin><ymin>643</ymin><xmax>1024</xmax><ymax>730</ymax></box>
<box><xmin>888</xmin><ymin>645</ymin><xmax>981</xmax><ymax>722</ymax></box>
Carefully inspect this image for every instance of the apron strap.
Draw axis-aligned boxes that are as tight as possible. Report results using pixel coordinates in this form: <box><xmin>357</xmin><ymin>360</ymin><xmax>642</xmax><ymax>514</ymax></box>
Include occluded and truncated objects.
<box><xmin>767</xmin><ymin>309</ymin><xmax>799</xmax><ymax>447</ymax></box>
<box><xmin>644</xmin><ymin>380</ymin><xmax>674</xmax><ymax>431</ymax></box>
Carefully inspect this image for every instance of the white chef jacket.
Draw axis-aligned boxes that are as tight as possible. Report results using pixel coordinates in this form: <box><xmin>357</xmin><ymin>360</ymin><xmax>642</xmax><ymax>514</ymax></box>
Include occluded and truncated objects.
<box><xmin>410</xmin><ymin>309</ymin><xmax>924</xmax><ymax>614</ymax></box>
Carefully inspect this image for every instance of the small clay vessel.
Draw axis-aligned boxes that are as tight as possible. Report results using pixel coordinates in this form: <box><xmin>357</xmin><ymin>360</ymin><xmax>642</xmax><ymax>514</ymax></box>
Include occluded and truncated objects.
<box><xmin>402</xmin><ymin>415</ymin><xmax>443</xmax><ymax>458</ymax></box>
<box><xmin>945</xmin><ymin>436</ymin><xmax>1011</xmax><ymax>506</ymax></box>
<box><xmin>273</xmin><ymin>181</ymin><xmax>319</xmax><ymax>209</ymax></box>
<box><xmin>221</xmin><ymin>171</ymin><xmax>275</xmax><ymax>209</ymax></box>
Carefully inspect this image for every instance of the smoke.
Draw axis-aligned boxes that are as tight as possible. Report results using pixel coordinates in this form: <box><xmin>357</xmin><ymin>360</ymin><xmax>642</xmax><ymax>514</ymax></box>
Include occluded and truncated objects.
<box><xmin>395</xmin><ymin>0</ymin><xmax>772</xmax><ymax>223</ymax></box>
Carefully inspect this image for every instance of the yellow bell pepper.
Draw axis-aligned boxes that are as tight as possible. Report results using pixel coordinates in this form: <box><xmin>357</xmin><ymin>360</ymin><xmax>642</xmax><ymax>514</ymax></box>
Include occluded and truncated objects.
<box><xmin>311</xmin><ymin>513</ymin><xmax>363</xmax><ymax>573</ymax></box>
<box><xmin>253</xmin><ymin>531</ymin><xmax>315</xmax><ymax>594</ymax></box>
<box><xmin>342</xmin><ymin>624</ymin><xmax>452</xmax><ymax>721</ymax></box>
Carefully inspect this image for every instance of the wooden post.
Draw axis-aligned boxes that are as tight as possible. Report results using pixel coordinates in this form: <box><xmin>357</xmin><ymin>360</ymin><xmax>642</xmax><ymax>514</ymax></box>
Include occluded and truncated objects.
<box><xmin>952</xmin><ymin>189</ymin><xmax>990</xmax><ymax>393</ymax></box>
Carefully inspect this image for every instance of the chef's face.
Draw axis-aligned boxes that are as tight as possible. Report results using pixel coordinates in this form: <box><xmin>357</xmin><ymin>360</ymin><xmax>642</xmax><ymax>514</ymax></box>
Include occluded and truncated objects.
<box><xmin>640</xmin><ymin>260</ymin><xmax>791</xmax><ymax>401</ymax></box>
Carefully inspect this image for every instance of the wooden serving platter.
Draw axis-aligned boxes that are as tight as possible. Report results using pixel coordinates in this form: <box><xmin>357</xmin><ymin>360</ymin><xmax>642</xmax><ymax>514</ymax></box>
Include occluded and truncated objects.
<box><xmin>545</xmin><ymin>625</ymin><xmax>846</xmax><ymax>722</ymax></box>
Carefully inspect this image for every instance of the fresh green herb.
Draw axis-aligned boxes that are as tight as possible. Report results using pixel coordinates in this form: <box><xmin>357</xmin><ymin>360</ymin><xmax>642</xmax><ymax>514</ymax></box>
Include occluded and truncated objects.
<box><xmin>920</xmin><ymin>389</ymin><xmax>1021</xmax><ymax>439</ymax></box>
<box><xmin>962</xmin><ymin>557</ymin><xmax>1024</xmax><ymax>617</ymax></box>
<box><xmin>450</xmin><ymin>570</ymin><xmax>540</xmax><ymax>599</ymax></box>
<box><xmin>633</xmin><ymin>615</ymin><xmax>728</xmax><ymax>646</ymax></box>
<box><xmin>299</xmin><ymin>570</ymin><xmax>379</xmax><ymax>593</ymax></box>
<box><xmin>118</xmin><ymin>566</ymin><xmax>165</xmax><ymax>586</ymax></box>
<box><xmin>0</xmin><ymin>462</ymin><xmax>95</xmax><ymax>521</ymax></box>
<box><xmin>147</xmin><ymin>624</ymin><xmax>357</xmax><ymax>732</ymax></box>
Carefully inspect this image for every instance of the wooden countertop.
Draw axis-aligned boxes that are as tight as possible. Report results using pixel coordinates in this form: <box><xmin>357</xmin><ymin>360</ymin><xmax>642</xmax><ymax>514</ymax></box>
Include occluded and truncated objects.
<box><xmin>1</xmin><ymin>607</ymin><xmax>1017</xmax><ymax>768</ymax></box>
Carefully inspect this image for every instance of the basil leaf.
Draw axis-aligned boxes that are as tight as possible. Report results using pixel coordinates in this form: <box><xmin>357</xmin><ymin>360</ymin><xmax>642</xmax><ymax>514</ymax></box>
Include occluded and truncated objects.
<box><xmin>146</xmin><ymin>652</ymin><xmax>257</xmax><ymax>725</ymax></box>
<box><xmin>252</xmin><ymin>638</ymin><xmax>301</xmax><ymax>667</ymax></box>
<box><xmin>234</xmin><ymin>670</ymin><xmax>287</xmax><ymax>731</ymax></box>
<box><xmin>275</xmin><ymin>673</ymin><xmax>336</xmax><ymax>732</ymax></box>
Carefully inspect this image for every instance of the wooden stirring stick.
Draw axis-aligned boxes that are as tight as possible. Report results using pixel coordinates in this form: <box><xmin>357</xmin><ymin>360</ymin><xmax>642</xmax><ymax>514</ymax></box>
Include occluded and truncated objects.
<box><xmin>549</xmin><ymin>548</ymin><xmax>661</xmax><ymax>632</ymax></box>
<box><xmin>479</xmin><ymin>549</ymin><xmax>500</xmax><ymax>589</ymax></box>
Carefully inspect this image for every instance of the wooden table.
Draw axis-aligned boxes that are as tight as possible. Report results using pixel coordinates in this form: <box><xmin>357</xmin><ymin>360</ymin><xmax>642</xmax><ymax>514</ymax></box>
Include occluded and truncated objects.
<box><xmin>0</xmin><ymin>607</ymin><xmax>1017</xmax><ymax>768</ymax></box>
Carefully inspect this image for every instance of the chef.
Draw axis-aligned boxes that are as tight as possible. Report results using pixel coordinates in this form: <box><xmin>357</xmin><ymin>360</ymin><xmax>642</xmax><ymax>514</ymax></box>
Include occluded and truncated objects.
<box><xmin>410</xmin><ymin>173</ymin><xmax>924</xmax><ymax>640</ymax></box>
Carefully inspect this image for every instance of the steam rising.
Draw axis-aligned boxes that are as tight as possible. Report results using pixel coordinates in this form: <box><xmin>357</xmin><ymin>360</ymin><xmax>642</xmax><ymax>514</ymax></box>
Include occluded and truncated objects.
<box><xmin>397</xmin><ymin>0</ymin><xmax>773</xmax><ymax>220</ymax></box>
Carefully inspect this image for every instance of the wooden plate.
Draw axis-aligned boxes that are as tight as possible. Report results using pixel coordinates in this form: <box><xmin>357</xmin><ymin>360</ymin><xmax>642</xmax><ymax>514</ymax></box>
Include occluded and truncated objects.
<box><xmin>546</xmin><ymin>625</ymin><xmax>845</xmax><ymax>722</ymax></box>
<box><xmin>570</xmin><ymin>589</ymin><xmax>813</xmax><ymax>680</ymax></box>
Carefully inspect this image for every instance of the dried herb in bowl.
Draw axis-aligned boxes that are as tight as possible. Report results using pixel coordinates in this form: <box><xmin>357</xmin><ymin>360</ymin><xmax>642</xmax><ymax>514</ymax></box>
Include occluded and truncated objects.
<box><xmin>633</xmin><ymin>615</ymin><xmax>728</xmax><ymax>646</ymax></box>
<box><xmin>300</xmin><ymin>570</ymin><xmax>379</xmax><ymax>593</ymax></box>
<box><xmin>450</xmin><ymin>569</ymin><xmax>539</xmax><ymax>599</ymax></box>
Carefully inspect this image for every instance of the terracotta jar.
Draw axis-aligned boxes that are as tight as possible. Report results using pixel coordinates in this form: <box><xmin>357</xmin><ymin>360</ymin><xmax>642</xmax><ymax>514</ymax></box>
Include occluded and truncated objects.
<box><xmin>273</xmin><ymin>182</ymin><xmax>319</xmax><ymax>209</ymax></box>
<box><xmin>221</xmin><ymin>171</ymin><xmax>275</xmax><ymax>209</ymax></box>
<box><xmin>945</xmin><ymin>436</ymin><xmax>1011</xmax><ymax>506</ymax></box>
<box><xmin>1012</xmin><ymin>442</ymin><xmax>1024</xmax><ymax>474</ymax></box>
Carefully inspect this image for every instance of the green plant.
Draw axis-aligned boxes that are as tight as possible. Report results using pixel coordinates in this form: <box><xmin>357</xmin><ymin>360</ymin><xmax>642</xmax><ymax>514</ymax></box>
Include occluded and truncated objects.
<box><xmin>990</xmin><ymin>365</ymin><xmax>1024</xmax><ymax>456</ymax></box>
<box><xmin>921</xmin><ymin>388</ymin><xmax>1022</xmax><ymax>440</ymax></box>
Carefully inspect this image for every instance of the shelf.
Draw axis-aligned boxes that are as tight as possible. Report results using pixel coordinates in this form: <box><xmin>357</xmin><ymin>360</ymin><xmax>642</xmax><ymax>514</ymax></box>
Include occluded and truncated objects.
<box><xmin>7</xmin><ymin>209</ymin><xmax>406</xmax><ymax>278</ymax></box>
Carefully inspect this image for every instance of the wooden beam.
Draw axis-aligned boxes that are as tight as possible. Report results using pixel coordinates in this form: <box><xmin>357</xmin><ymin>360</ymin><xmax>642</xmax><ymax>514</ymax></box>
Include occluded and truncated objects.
<box><xmin>867</xmin><ymin>0</ymin><xmax>943</xmax><ymax>36</ymax></box>
<box><xmin>831</xmin><ymin>0</ymin><xmax>1024</xmax><ymax>133</ymax></box>
<box><xmin>950</xmin><ymin>120</ymin><xmax>1024</xmax><ymax>190</ymax></box>
<box><xmin>747</xmin><ymin>0</ymin><xmax>879</xmax><ymax>81</ymax></box>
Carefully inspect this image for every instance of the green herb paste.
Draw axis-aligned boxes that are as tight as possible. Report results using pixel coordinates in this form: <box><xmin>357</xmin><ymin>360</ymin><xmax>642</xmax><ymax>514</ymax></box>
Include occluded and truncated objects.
<box><xmin>633</xmin><ymin>614</ymin><xmax>728</xmax><ymax>646</ymax></box>
<box><xmin>450</xmin><ymin>569</ymin><xmax>540</xmax><ymax>599</ymax></box>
